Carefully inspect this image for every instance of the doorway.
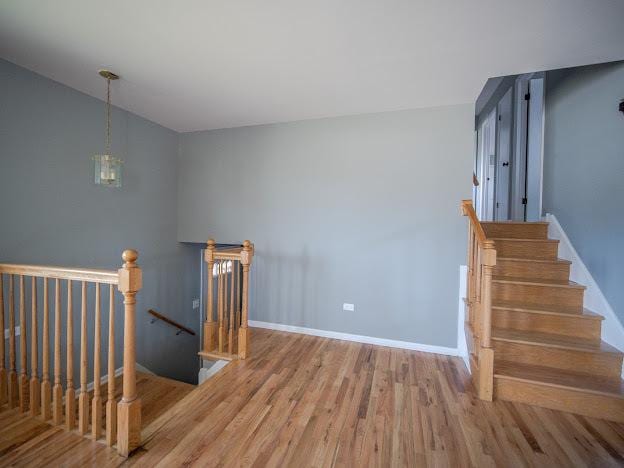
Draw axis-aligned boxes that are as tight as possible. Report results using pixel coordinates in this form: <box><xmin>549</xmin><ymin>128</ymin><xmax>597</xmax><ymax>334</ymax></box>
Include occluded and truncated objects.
<box><xmin>474</xmin><ymin>73</ymin><xmax>545</xmax><ymax>222</ymax></box>
<box><xmin>511</xmin><ymin>73</ymin><xmax>544</xmax><ymax>221</ymax></box>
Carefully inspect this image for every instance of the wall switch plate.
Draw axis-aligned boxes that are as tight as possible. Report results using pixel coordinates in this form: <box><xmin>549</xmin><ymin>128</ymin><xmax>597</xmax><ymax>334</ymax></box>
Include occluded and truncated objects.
<box><xmin>192</xmin><ymin>299</ymin><xmax>200</xmax><ymax>309</ymax></box>
<box><xmin>343</xmin><ymin>303</ymin><xmax>355</xmax><ymax>312</ymax></box>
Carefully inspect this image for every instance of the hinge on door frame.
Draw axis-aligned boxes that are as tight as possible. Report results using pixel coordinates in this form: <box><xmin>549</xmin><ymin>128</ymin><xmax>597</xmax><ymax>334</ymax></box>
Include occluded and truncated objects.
<box><xmin>521</xmin><ymin>197</ymin><xmax>528</xmax><ymax>205</ymax></box>
<box><xmin>524</xmin><ymin>93</ymin><xmax>531</xmax><ymax>101</ymax></box>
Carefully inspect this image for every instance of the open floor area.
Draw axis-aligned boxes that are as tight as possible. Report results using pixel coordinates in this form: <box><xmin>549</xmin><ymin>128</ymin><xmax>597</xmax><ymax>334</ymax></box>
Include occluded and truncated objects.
<box><xmin>1</xmin><ymin>328</ymin><xmax>623</xmax><ymax>467</ymax></box>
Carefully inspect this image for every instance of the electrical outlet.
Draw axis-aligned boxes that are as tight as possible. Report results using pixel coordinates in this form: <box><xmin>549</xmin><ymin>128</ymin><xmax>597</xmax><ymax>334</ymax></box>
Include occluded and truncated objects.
<box><xmin>343</xmin><ymin>303</ymin><xmax>355</xmax><ymax>312</ymax></box>
<box><xmin>192</xmin><ymin>299</ymin><xmax>200</xmax><ymax>309</ymax></box>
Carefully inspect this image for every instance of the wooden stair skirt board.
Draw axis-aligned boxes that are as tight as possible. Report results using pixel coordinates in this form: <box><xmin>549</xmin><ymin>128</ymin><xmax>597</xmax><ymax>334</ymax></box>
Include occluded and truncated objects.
<box><xmin>494</xmin><ymin>361</ymin><xmax>624</xmax><ymax>423</ymax></box>
<box><xmin>462</xmin><ymin>210</ymin><xmax>624</xmax><ymax>424</ymax></box>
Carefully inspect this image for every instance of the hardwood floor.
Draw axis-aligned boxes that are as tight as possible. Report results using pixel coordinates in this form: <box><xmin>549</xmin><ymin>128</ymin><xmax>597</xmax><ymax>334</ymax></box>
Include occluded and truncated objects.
<box><xmin>1</xmin><ymin>328</ymin><xmax>624</xmax><ymax>467</ymax></box>
<box><xmin>0</xmin><ymin>372</ymin><xmax>194</xmax><ymax>467</ymax></box>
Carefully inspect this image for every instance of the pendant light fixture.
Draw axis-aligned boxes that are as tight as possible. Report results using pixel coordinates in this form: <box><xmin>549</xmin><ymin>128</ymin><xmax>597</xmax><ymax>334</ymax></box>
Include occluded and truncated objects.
<box><xmin>93</xmin><ymin>69</ymin><xmax>122</xmax><ymax>187</ymax></box>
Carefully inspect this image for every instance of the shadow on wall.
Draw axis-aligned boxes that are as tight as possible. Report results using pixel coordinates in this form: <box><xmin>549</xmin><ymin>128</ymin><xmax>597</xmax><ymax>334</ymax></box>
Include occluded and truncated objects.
<box><xmin>251</xmin><ymin>246</ymin><xmax>321</xmax><ymax>328</ymax></box>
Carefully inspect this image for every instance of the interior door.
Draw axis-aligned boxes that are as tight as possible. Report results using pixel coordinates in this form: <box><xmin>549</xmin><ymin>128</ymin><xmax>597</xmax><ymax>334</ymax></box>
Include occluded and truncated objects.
<box><xmin>511</xmin><ymin>74</ymin><xmax>544</xmax><ymax>221</ymax></box>
<box><xmin>483</xmin><ymin>110</ymin><xmax>497</xmax><ymax>220</ymax></box>
<box><xmin>525</xmin><ymin>77</ymin><xmax>544</xmax><ymax>221</ymax></box>
<box><xmin>495</xmin><ymin>87</ymin><xmax>513</xmax><ymax>220</ymax></box>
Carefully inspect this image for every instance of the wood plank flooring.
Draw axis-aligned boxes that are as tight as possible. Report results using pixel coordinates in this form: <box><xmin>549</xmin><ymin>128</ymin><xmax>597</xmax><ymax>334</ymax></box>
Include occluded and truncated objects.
<box><xmin>0</xmin><ymin>372</ymin><xmax>194</xmax><ymax>467</ymax></box>
<box><xmin>2</xmin><ymin>328</ymin><xmax>624</xmax><ymax>467</ymax></box>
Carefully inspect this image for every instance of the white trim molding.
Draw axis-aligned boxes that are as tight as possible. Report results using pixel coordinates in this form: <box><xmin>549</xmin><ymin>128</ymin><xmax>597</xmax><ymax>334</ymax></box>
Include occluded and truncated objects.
<box><xmin>457</xmin><ymin>265</ymin><xmax>470</xmax><ymax>372</ymax></box>
<box><xmin>248</xmin><ymin>320</ymin><xmax>459</xmax><ymax>357</ymax></box>
<box><xmin>545</xmin><ymin>213</ymin><xmax>624</xmax><ymax>377</ymax></box>
<box><xmin>198</xmin><ymin>359</ymin><xmax>229</xmax><ymax>385</ymax></box>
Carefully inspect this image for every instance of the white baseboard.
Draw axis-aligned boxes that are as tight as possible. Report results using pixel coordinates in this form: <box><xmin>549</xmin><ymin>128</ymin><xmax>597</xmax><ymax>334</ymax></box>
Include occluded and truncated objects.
<box><xmin>457</xmin><ymin>265</ymin><xmax>470</xmax><ymax>373</ymax></box>
<box><xmin>4</xmin><ymin>326</ymin><xmax>21</xmax><ymax>340</ymax></box>
<box><xmin>80</xmin><ymin>361</ymin><xmax>154</xmax><ymax>393</ymax></box>
<box><xmin>198</xmin><ymin>359</ymin><xmax>229</xmax><ymax>384</ymax></box>
<box><xmin>545</xmin><ymin>213</ymin><xmax>624</xmax><ymax>377</ymax></box>
<box><xmin>248</xmin><ymin>320</ymin><xmax>459</xmax><ymax>357</ymax></box>
<box><xmin>136</xmin><ymin>363</ymin><xmax>156</xmax><ymax>375</ymax></box>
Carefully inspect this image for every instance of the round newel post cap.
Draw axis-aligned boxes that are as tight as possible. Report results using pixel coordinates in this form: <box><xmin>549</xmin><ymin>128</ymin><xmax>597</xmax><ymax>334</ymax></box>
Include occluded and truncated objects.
<box><xmin>122</xmin><ymin>249</ymin><xmax>139</xmax><ymax>265</ymax></box>
<box><xmin>207</xmin><ymin>239</ymin><xmax>216</xmax><ymax>249</ymax></box>
<box><xmin>242</xmin><ymin>240</ymin><xmax>251</xmax><ymax>250</ymax></box>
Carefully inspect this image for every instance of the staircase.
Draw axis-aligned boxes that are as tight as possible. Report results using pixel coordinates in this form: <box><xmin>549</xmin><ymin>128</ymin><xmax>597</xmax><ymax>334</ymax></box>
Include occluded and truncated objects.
<box><xmin>481</xmin><ymin>221</ymin><xmax>624</xmax><ymax>422</ymax></box>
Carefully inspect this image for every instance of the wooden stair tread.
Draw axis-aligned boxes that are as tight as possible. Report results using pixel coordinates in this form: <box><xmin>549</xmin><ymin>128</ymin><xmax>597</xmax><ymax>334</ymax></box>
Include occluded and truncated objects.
<box><xmin>497</xmin><ymin>256</ymin><xmax>571</xmax><ymax>265</ymax></box>
<box><xmin>198</xmin><ymin>350</ymin><xmax>237</xmax><ymax>361</ymax></box>
<box><xmin>492</xmin><ymin>276</ymin><xmax>585</xmax><ymax>289</ymax></box>
<box><xmin>491</xmin><ymin>237</ymin><xmax>558</xmax><ymax>243</ymax></box>
<box><xmin>482</xmin><ymin>221</ymin><xmax>549</xmax><ymax>225</ymax></box>
<box><xmin>495</xmin><ymin>360</ymin><xmax>624</xmax><ymax>398</ymax></box>
<box><xmin>492</xmin><ymin>301</ymin><xmax>603</xmax><ymax>320</ymax></box>
<box><xmin>492</xmin><ymin>328</ymin><xmax>623</xmax><ymax>355</ymax></box>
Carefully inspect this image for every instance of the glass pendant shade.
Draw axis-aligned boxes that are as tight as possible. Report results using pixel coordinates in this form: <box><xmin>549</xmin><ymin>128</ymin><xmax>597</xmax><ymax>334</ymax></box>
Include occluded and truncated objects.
<box><xmin>94</xmin><ymin>154</ymin><xmax>122</xmax><ymax>187</ymax></box>
<box><xmin>93</xmin><ymin>69</ymin><xmax>123</xmax><ymax>188</ymax></box>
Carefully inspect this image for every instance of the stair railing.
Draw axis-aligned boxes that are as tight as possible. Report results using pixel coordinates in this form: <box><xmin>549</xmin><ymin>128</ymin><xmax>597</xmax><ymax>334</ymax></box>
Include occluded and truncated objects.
<box><xmin>461</xmin><ymin>200</ymin><xmax>496</xmax><ymax>401</ymax></box>
<box><xmin>0</xmin><ymin>250</ymin><xmax>142</xmax><ymax>456</ymax></box>
<box><xmin>201</xmin><ymin>239</ymin><xmax>253</xmax><ymax>361</ymax></box>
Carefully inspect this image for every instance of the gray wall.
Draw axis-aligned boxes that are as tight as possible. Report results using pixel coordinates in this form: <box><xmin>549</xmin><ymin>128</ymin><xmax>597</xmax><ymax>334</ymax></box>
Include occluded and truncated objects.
<box><xmin>543</xmin><ymin>61</ymin><xmax>624</xmax><ymax>322</ymax></box>
<box><xmin>178</xmin><ymin>105</ymin><xmax>474</xmax><ymax>348</ymax></box>
<box><xmin>0</xmin><ymin>59</ymin><xmax>200</xmax><ymax>383</ymax></box>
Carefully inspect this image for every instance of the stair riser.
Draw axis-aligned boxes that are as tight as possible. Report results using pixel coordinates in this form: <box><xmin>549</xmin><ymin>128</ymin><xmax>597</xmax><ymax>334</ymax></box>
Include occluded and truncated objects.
<box><xmin>494</xmin><ymin>260</ymin><xmax>570</xmax><ymax>281</ymax></box>
<box><xmin>493</xmin><ymin>240</ymin><xmax>558</xmax><ymax>260</ymax></box>
<box><xmin>493</xmin><ymin>283</ymin><xmax>584</xmax><ymax>313</ymax></box>
<box><xmin>493</xmin><ymin>341</ymin><xmax>623</xmax><ymax>378</ymax></box>
<box><xmin>495</xmin><ymin>378</ymin><xmax>624</xmax><ymax>423</ymax></box>
<box><xmin>483</xmin><ymin>223</ymin><xmax>548</xmax><ymax>239</ymax></box>
<box><xmin>493</xmin><ymin>309</ymin><xmax>601</xmax><ymax>341</ymax></box>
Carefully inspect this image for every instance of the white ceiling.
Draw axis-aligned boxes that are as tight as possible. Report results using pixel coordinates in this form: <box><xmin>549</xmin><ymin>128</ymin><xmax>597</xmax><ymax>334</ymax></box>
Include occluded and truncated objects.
<box><xmin>1</xmin><ymin>1</ymin><xmax>623</xmax><ymax>133</ymax></box>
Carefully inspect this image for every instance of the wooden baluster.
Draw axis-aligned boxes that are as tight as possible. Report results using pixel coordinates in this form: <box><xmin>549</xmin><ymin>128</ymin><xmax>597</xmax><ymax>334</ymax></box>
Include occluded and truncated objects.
<box><xmin>52</xmin><ymin>278</ymin><xmax>62</xmax><ymax>424</ymax></box>
<box><xmin>467</xmin><ymin>230</ymin><xmax>473</xmax><ymax>300</ymax></box>
<box><xmin>92</xmin><ymin>283</ymin><xmax>103</xmax><ymax>439</ymax></box>
<box><xmin>8</xmin><ymin>275</ymin><xmax>18</xmax><ymax>408</ymax></box>
<box><xmin>228</xmin><ymin>261</ymin><xmax>235</xmax><ymax>355</ymax></box>
<box><xmin>41</xmin><ymin>278</ymin><xmax>51</xmax><ymax>420</ymax></box>
<box><xmin>78</xmin><ymin>281</ymin><xmax>89</xmax><ymax>434</ymax></box>
<box><xmin>477</xmin><ymin>240</ymin><xmax>496</xmax><ymax>402</ymax></box>
<box><xmin>29</xmin><ymin>277</ymin><xmax>40</xmax><ymax>416</ymax></box>
<box><xmin>65</xmin><ymin>280</ymin><xmax>76</xmax><ymax>429</ymax></box>
<box><xmin>203</xmin><ymin>239</ymin><xmax>217</xmax><ymax>352</ymax></box>
<box><xmin>117</xmin><ymin>250</ymin><xmax>142</xmax><ymax>457</ymax></box>
<box><xmin>469</xmin><ymin>228</ymin><xmax>476</xmax><ymax>328</ymax></box>
<box><xmin>0</xmin><ymin>274</ymin><xmax>5</xmax><ymax>406</ymax></box>
<box><xmin>18</xmin><ymin>275</ymin><xmax>28</xmax><ymax>412</ymax></box>
<box><xmin>106</xmin><ymin>284</ymin><xmax>117</xmax><ymax>446</ymax></box>
<box><xmin>218</xmin><ymin>261</ymin><xmax>224</xmax><ymax>353</ymax></box>
<box><xmin>236</xmin><ymin>260</ymin><xmax>241</xmax><ymax>332</ymax></box>
<box><xmin>238</xmin><ymin>241</ymin><xmax>252</xmax><ymax>359</ymax></box>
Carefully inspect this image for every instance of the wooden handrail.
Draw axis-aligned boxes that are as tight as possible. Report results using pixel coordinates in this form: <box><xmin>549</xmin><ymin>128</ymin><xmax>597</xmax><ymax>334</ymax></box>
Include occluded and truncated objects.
<box><xmin>148</xmin><ymin>309</ymin><xmax>196</xmax><ymax>336</ymax></box>
<box><xmin>0</xmin><ymin>264</ymin><xmax>119</xmax><ymax>284</ymax></box>
<box><xmin>460</xmin><ymin>199</ymin><xmax>487</xmax><ymax>244</ymax></box>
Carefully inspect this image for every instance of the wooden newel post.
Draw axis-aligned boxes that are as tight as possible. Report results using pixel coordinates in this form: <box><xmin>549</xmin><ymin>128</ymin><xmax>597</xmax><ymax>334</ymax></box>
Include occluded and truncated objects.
<box><xmin>478</xmin><ymin>240</ymin><xmax>496</xmax><ymax>401</ymax></box>
<box><xmin>238</xmin><ymin>240</ymin><xmax>253</xmax><ymax>359</ymax></box>
<box><xmin>204</xmin><ymin>239</ymin><xmax>217</xmax><ymax>352</ymax></box>
<box><xmin>117</xmin><ymin>249</ymin><xmax>142</xmax><ymax>457</ymax></box>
